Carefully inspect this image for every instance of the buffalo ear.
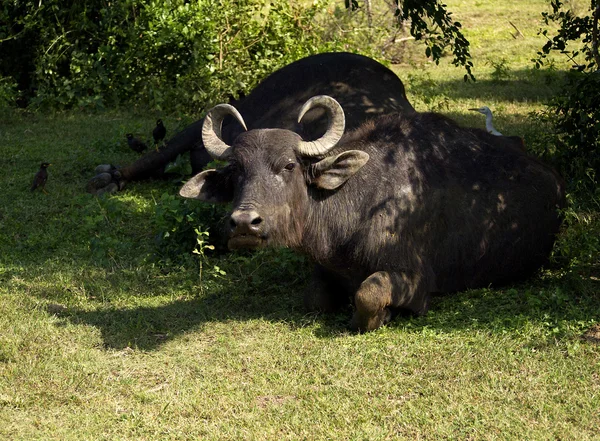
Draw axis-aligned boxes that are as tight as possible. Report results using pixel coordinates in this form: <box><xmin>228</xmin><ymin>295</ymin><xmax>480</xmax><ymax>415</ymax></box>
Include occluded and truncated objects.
<box><xmin>310</xmin><ymin>150</ymin><xmax>369</xmax><ymax>190</ymax></box>
<box><xmin>179</xmin><ymin>169</ymin><xmax>233</xmax><ymax>203</ymax></box>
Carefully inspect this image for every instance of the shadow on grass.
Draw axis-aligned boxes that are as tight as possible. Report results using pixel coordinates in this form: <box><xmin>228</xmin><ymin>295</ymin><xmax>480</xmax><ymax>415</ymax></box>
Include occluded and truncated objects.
<box><xmin>392</xmin><ymin>271</ymin><xmax>600</xmax><ymax>340</ymax></box>
<box><xmin>48</xmin><ymin>267</ymin><xmax>600</xmax><ymax>351</ymax></box>
<box><xmin>53</xmin><ymin>279</ymin><xmax>347</xmax><ymax>350</ymax></box>
<box><xmin>408</xmin><ymin>67</ymin><xmax>568</xmax><ymax>105</ymax></box>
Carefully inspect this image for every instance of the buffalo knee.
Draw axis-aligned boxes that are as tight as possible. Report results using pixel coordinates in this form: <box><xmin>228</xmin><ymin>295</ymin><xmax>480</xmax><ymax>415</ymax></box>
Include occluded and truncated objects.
<box><xmin>351</xmin><ymin>271</ymin><xmax>431</xmax><ymax>332</ymax></box>
<box><xmin>351</xmin><ymin>272</ymin><xmax>394</xmax><ymax>332</ymax></box>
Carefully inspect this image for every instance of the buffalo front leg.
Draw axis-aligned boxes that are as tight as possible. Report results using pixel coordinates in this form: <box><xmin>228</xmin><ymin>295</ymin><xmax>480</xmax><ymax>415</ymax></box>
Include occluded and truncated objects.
<box><xmin>350</xmin><ymin>271</ymin><xmax>431</xmax><ymax>332</ymax></box>
<box><xmin>304</xmin><ymin>264</ymin><xmax>353</xmax><ymax>313</ymax></box>
<box><xmin>87</xmin><ymin>119</ymin><xmax>207</xmax><ymax>195</ymax></box>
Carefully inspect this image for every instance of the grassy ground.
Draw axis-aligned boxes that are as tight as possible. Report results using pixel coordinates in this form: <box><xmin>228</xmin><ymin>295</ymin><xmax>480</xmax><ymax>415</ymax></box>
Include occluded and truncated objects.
<box><xmin>1</xmin><ymin>0</ymin><xmax>599</xmax><ymax>440</ymax></box>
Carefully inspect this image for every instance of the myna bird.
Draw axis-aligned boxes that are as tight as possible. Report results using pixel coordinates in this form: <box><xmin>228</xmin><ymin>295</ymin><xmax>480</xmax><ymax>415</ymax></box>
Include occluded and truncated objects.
<box><xmin>126</xmin><ymin>133</ymin><xmax>148</xmax><ymax>153</ymax></box>
<box><xmin>153</xmin><ymin>119</ymin><xmax>167</xmax><ymax>150</ymax></box>
<box><xmin>31</xmin><ymin>162</ymin><xmax>51</xmax><ymax>193</ymax></box>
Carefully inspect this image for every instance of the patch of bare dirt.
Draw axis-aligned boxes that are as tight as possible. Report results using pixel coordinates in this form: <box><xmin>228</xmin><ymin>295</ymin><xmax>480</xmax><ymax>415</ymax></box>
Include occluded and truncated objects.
<box><xmin>256</xmin><ymin>395</ymin><xmax>296</xmax><ymax>408</ymax></box>
<box><xmin>582</xmin><ymin>324</ymin><xmax>600</xmax><ymax>344</ymax></box>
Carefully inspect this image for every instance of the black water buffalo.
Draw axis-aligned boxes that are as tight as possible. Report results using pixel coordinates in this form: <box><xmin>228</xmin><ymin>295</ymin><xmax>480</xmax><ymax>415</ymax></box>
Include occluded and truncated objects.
<box><xmin>189</xmin><ymin>51</ymin><xmax>415</xmax><ymax>174</ymax></box>
<box><xmin>88</xmin><ymin>52</ymin><xmax>414</xmax><ymax>193</ymax></box>
<box><xmin>179</xmin><ymin>95</ymin><xmax>566</xmax><ymax>332</ymax></box>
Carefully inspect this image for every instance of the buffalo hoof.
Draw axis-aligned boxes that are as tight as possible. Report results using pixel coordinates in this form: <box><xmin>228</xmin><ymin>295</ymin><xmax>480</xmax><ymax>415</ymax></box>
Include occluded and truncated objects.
<box><xmin>350</xmin><ymin>271</ymin><xmax>431</xmax><ymax>332</ymax></box>
<box><xmin>350</xmin><ymin>271</ymin><xmax>395</xmax><ymax>332</ymax></box>
<box><xmin>95</xmin><ymin>182</ymin><xmax>119</xmax><ymax>196</ymax></box>
<box><xmin>87</xmin><ymin>165</ymin><xmax>125</xmax><ymax>195</ymax></box>
<box><xmin>86</xmin><ymin>172</ymin><xmax>112</xmax><ymax>192</ymax></box>
<box><xmin>94</xmin><ymin>164</ymin><xmax>116</xmax><ymax>174</ymax></box>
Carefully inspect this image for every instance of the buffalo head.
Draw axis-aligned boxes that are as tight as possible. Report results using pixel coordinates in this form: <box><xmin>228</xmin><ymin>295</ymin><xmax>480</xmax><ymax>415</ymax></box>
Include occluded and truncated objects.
<box><xmin>179</xmin><ymin>96</ymin><xmax>369</xmax><ymax>250</ymax></box>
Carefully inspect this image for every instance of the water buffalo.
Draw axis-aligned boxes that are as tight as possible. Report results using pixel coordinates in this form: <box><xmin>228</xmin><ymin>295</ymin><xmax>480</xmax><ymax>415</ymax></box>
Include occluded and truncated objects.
<box><xmin>179</xmin><ymin>95</ymin><xmax>566</xmax><ymax>332</ymax></box>
<box><xmin>88</xmin><ymin>52</ymin><xmax>414</xmax><ymax>193</ymax></box>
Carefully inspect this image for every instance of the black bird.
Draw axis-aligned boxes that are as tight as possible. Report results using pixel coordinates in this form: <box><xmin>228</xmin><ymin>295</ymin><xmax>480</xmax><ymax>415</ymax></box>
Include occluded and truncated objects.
<box><xmin>126</xmin><ymin>133</ymin><xmax>148</xmax><ymax>153</ymax></box>
<box><xmin>31</xmin><ymin>162</ymin><xmax>51</xmax><ymax>193</ymax></box>
<box><xmin>153</xmin><ymin>119</ymin><xmax>167</xmax><ymax>149</ymax></box>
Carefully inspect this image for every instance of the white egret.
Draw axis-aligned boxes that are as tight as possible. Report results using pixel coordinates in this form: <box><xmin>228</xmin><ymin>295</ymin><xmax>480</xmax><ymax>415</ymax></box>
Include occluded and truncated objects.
<box><xmin>469</xmin><ymin>106</ymin><xmax>503</xmax><ymax>136</ymax></box>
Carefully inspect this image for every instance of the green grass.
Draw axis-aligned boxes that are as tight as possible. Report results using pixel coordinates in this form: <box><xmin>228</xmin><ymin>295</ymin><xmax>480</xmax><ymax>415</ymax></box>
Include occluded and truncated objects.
<box><xmin>1</xmin><ymin>1</ymin><xmax>599</xmax><ymax>439</ymax></box>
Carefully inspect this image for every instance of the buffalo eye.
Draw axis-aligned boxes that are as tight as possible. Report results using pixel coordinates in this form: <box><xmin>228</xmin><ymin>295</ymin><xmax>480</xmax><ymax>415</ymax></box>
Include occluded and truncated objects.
<box><xmin>284</xmin><ymin>162</ymin><xmax>295</xmax><ymax>171</ymax></box>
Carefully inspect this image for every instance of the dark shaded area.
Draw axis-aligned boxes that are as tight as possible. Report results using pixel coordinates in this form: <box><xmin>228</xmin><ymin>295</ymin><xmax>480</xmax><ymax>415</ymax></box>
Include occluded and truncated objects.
<box><xmin>56</xmin><ymin>285</ymin><xmax>314</xmax><ymax>350</ymax></box>
<box><xmin>0</xmin><ymin>14</ymin><xmax>36</xmax><ymax>107</ymax></box>
<box><xmin>0</xmin><ymin>1</ymin><xmax>137</xmax><ymax>107</ymax></box>
<box><xmin>48</xmin><ymin>268</ymin><xmax>599</xmax><ymax>350</ymax></box>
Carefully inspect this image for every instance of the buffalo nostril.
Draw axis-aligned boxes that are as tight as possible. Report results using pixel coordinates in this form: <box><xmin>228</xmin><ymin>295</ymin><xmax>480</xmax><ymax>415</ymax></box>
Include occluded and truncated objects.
<box><xmin>230</xmin><ymin>210</ymin><xmax>262</xmax><ymax>233</ymax></box>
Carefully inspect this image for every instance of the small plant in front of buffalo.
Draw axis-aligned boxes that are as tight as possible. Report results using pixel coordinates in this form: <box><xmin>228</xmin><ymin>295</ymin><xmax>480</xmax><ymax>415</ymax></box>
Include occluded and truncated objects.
<box><xmin>152</xmin><ymin>191</ymin><xmax>227</xmax><ymax>266</ymax></box>
<box><xmin>193</xmin><ymin>226</ymin><xmax>226</xmax><ymax>293</ymax></box>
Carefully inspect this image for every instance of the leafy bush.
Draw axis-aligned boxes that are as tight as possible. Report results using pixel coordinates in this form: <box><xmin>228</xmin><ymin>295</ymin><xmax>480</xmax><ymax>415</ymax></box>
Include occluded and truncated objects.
<box><xmin>535</xmin><ymin>0</ymin><xmax>600</xmax><ymax>183</ymax></box>
<box><xmin>533</xmin><ymin>0</ymin><xmax>600</xmax><ymax>272</ymax></box>
<box><xmin>0</xmin><ymin>0</ymin><xmax>346</xmax><ymax>112</ymax></box>
<box><xmin>0</xmin><ymin>76</ymin><xmax>17</xmax><ymax>110</ymax></box>
<box><xmin>1</xmin><ymin>0</ymin><xmax>482</xmax><ymax>111</ymax></box>
<box><xmin>547</xmin><ymin>71</ymin><xmax>600</xmax><ymax>183</ymax></box>
<box><xmin>554</xmin><ymin>205</ymin><xmax>600</xmax><ymax>270</ymax></box>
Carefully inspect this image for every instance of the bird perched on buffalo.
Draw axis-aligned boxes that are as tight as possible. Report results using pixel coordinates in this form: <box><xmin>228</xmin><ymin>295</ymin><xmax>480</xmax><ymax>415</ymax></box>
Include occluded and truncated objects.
<box><xmin>469</xmin><ymin>106</ymin><xmax>503</xmax><ymax>136</ymax></box>
<box><xmin>31</xmin><ymin>162</ymin><xmax>51</xmax><ymax>193</ymax></box>
<box><xmin>126</xmin><ymin>133</ymin><xmax>148</xmax><ymax>153</ymax></box>
<box><xmin>469</xmin><ymin>106</ymin><xmax>527</xmax><ymax>151</ymax></box>
<box><xmin>153</xmin><ymin>119</ymin><xmax>167</xmax><ymax>150</ymax></box>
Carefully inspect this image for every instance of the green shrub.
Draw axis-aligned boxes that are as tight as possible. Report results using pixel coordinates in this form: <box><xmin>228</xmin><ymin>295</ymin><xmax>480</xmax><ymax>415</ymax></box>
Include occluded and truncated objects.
<box><xmin>534</xmin><ymin>1</ymin><xmax>600</xmax><ymax>184</ymax></box>
<box><xmin>532</xmin><ymin>1</ymin><xmax>600</xmax><ymax>272</ymax></box>
<box><xmin>548</xmin><ymin>71</ymin><xmax>600</xmax><ymax>183</ymax></box>
<box><xmin>0</xmin><ymin>0</ymin><xmax>351</xmax><ymax>112</ymax></box>
<box><xmin>0</xmin><ymin>76</ymin><xmax>17</xmax><ymax>110</ymax></box>
<box><xmin>488</xmin><ymin>57</ymin><xmax>511</xmax><ymax>82</ymax></box>
<box><xmin>552</xmin><ymin>189</ymin><xmax>600</xmax><ymax>272</ymax></box>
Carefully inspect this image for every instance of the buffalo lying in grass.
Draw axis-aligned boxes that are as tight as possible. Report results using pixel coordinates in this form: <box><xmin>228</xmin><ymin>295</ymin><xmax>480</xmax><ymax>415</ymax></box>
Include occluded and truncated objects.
<box><xmin>88</xmin><ymin>52</ymin><xmax>415</xmax><ymax>194</ymax></box>
<box><xmin>180</xmin><ymin>95</ymin><xmax>566</xmax><ymax>331</ymax></box>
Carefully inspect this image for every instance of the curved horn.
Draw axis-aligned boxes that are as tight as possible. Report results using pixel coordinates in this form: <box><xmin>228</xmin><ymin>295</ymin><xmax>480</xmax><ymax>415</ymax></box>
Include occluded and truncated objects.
<box><xmin>297</xmin><ymin>95</ymin><xmax>345</xmax><ymax>157</ymax></box>
<box><xmin>202</xmin><ymin>104</ymin><xmax>248</xmax><ymax>160</ymax></box>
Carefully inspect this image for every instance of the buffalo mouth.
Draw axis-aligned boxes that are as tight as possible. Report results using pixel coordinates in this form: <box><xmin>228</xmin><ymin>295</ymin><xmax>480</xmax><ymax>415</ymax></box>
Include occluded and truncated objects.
<box><xmin>228</xmin><ymin>234</ymin><xmax>266</xmax><ymax>250</ymax></box>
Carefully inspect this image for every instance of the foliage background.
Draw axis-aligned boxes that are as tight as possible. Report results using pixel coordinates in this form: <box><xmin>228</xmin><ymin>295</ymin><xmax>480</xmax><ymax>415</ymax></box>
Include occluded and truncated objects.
<box><xmin>0</xmin><ymin>0</ymin><xmax>353</xmax><ymax>112</ymax></box>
